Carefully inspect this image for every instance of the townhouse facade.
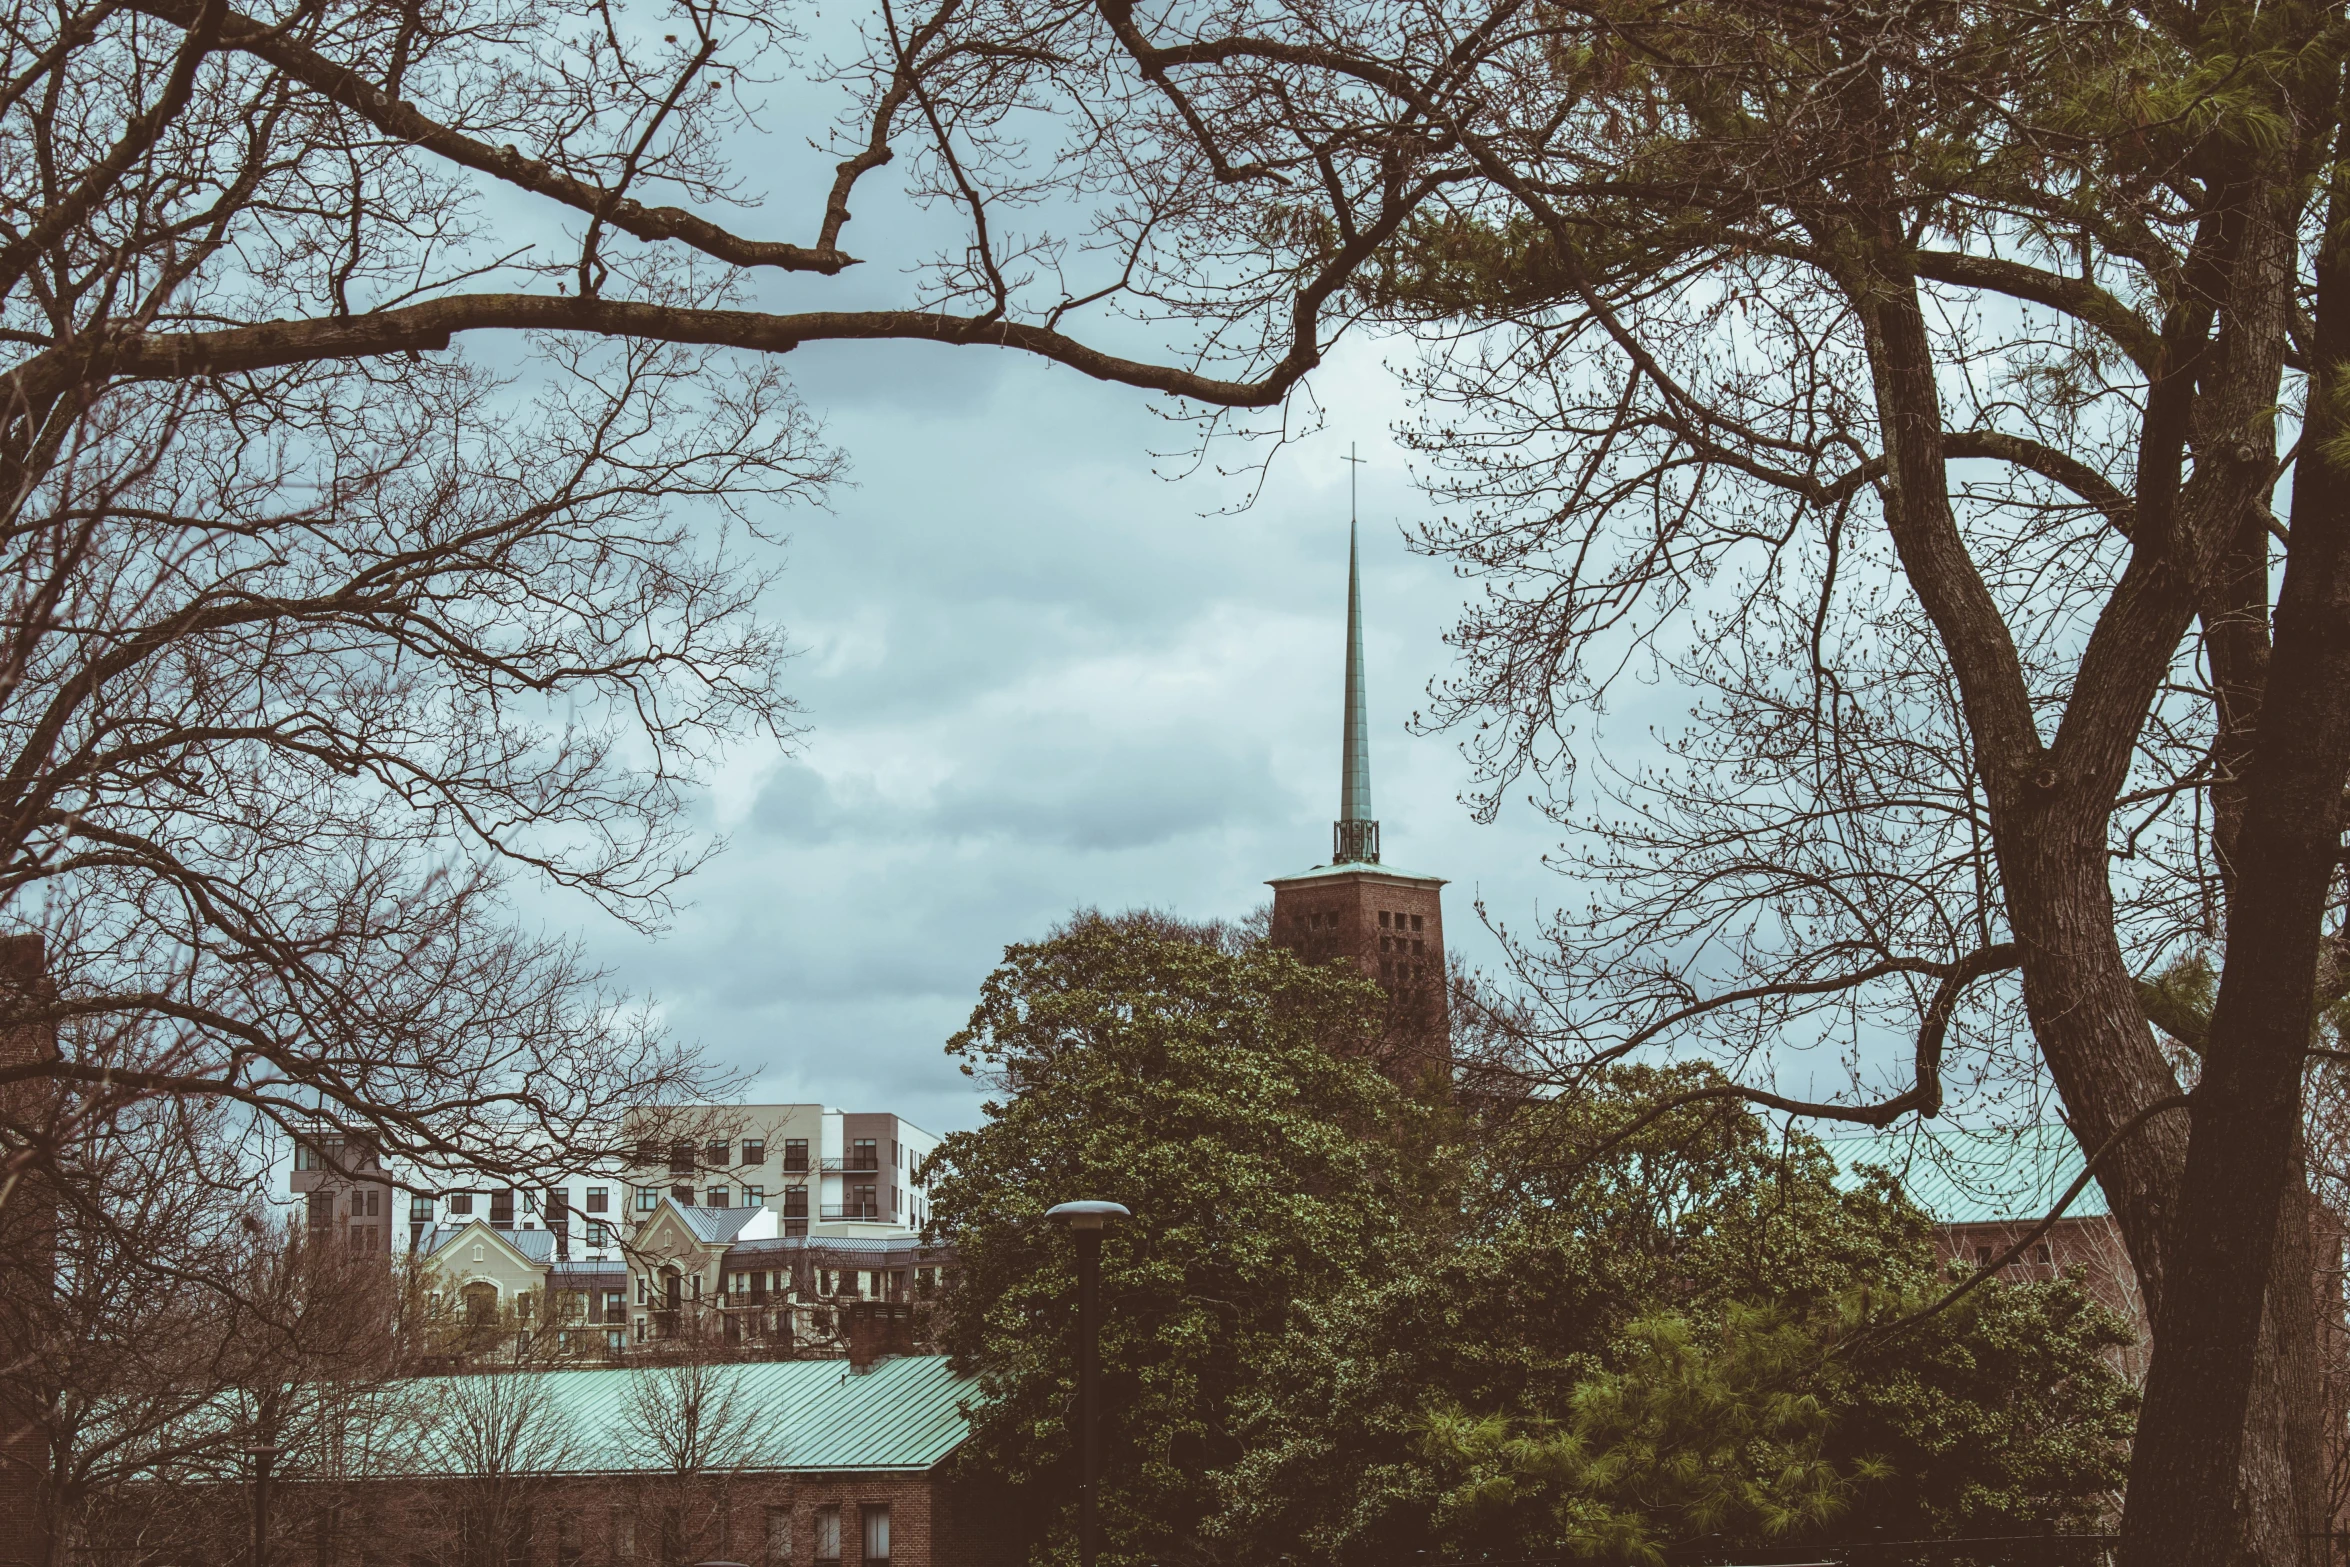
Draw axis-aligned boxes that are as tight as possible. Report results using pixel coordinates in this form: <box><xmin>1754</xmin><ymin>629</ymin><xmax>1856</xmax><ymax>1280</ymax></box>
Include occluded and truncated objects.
<box><xmin>413</xmin><ymin>1198</ymin><xmax>950</xmax><ymax>1360</ymax></box>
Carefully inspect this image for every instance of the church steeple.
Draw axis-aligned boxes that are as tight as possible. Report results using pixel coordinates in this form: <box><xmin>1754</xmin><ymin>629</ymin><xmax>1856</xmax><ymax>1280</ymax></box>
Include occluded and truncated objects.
<box><xmin>1334</xmin><ymin>452</ymin><xmax>1379</xmax><ymax>865</ymax></box>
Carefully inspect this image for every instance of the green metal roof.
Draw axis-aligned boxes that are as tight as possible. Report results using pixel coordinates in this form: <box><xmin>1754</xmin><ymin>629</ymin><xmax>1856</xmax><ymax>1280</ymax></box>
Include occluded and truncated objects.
<box><xmin>314</xmin><ymin>1355</ymin><xmax>971</xmax><ymax>1479</ymax></box>
<box><xmin>1815</xmin><ymin>1122</ymin><xmax>2111</xmax><ymax>1226</ymax></box>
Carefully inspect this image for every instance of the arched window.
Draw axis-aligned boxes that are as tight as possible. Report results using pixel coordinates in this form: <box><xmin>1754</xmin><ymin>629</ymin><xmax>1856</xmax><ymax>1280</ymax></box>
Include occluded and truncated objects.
<box><xmin>463</xmin><ymin>1282</ymin><xmax>498</xmax><ymax>1324</ymax></box>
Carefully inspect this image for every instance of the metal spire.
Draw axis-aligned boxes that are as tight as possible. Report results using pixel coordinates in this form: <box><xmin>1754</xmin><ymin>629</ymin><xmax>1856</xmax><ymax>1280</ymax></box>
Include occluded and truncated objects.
<box><xmin>1334</xmin><ymin>446</ymin><xmax>1379</xmax><ymax>865</ymax></box>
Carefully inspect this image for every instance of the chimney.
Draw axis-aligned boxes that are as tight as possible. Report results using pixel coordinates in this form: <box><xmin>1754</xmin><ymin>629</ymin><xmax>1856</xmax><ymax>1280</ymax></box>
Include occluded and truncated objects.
<box><xmin>846</xmin><ymin>1301</ymin><xmax>913</xmax><ymax>1372</ymax></box>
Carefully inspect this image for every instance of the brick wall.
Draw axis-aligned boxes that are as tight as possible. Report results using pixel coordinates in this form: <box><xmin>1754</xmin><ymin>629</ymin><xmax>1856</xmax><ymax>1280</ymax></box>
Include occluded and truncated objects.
<box><xmin>117</xmin><ymin>1462</ymin><xmax>995</xmax><ymax>1567</ymax></box>
<box><xmin>1267</xmin><ymin>871</ymin><xmax>1449</xmax><ymax>1081</ymax></box>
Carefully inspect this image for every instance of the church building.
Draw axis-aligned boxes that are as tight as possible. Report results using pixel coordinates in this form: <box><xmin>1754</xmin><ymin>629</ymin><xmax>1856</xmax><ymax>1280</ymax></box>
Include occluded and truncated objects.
<box><xmin>1265</xmin><ymin>514</ymin><xmax>1451</xmax><ymax>1084</ymax></box>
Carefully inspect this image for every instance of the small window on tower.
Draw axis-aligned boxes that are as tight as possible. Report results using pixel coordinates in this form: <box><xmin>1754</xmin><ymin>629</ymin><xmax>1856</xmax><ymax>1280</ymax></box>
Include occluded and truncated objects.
<box><xmin>1411</xmin><ymin>914</ymin><xmax>1424</xmax><ymax>931</ymax></box>
<box><xmin>1379</xmin><ymin>910</ymin><xmax>1391</xmax><ymax>927</ymax></box>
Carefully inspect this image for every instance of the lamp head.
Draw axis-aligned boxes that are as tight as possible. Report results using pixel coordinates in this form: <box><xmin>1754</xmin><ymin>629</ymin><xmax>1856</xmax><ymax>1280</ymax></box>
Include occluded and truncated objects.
<box><xmin>1045</xmin><ymin>1200</ymin><xmax>1132</xmax><ymax>1232</ymax></box>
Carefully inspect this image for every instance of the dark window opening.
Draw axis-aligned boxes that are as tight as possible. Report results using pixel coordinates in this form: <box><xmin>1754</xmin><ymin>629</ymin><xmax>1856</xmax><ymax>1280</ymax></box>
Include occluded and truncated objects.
<box><xmin>783</xmin><ymin>1139</ymin><xmax>809</xmax><ymax>1172</ymax></box>
<box><xmin>744</xmin><ymin>1139</ymin><xmax>766</xmax><ymax>1165</ymax></box>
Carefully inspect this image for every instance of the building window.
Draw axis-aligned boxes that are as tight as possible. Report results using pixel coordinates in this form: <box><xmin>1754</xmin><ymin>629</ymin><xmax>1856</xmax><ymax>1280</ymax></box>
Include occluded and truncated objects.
<box><xmin>707</xmin><ymin>1186</ymin><xmax>729</xmax><ymax>1208</ymax></box>
<box><xmin>671</xmin><ymin>1184</ymin><xmax>694</xmax><ymax>1205</ymax></box>
<box><xmin>411</xmin><ymin>1195</ymin><xmax>434</xmax><ymax>1222</ymax></box>
<box><xmin>705</xmin><ymin>1139</ymin><xmax>731</xmax><ymax>1167</ymax></box>
<box><xmin>634</xmin><ymin>1139</ymin><xmax>660</xmax><ymax>1167</ymax></box>
<box><xmin>852</xmin><ymin>1184</ymin><xmax>877</xmax><ymax>1218</ymax></box>
<box><xmin>784</xmin><ymin>1186</ymin><xmax>809</xmax><ymax>1218</ymax></box>
<box><xmin>744</xmin><ymin>1186</ymin><xmax>765</xmax><ymax>1207</ymax></box>
<box><xmin>784</xmin><ymin>1139</ymin><xmax>809</xmax><ymax>1172</ymax></box>
<box><xmin>670</xmin><ymin>1141</ymin><xmax>696</xmax><ymax>1174</ymax></box>
<box><xmin>295</xmin><ymin>1141</ymin><xmax>322</xmax><ymax>1171</ymax></box>
<box><xmin>637</xmin><ymin>1276</ymin><xmax>648</xmax><ymax>1305</ymax></box>
<box><xmin>489</xmin><ymin>1189</ymin><xmax>514</xmax><ymax>1226</ymax></box>
<box><xmin>744</xmin><ymin>1139</ymin><xmax>767</xmax><ymax>1165</ymax></box>
<box><xmin>765</xmin><ymin>1507</ymin><xmax>791</xmax><ymax>1566</ymax></box>
<box><xmin>307</xmin><ymin>1191</ymin><xmax>335</xmax><ymax>1230</ymax></box>
<box><xmin>1976</xmin><ymin>1246</ymin><xmax>1994</xmax><ymax>1267</ymax></box>
<box><xmin>1379</xmin><ymin>910</ymin><xmax>1391</xmax><ymax>927</ymax></box>
<box><xmin>449</xmin><ymin>1192</ymin><xmax>475</xmax><ymax>1215</ymax></box>
<box><xmin>610</xmin><ymin>1510</ymin><xmax>636</xmax><ymax>1562</ymax></box>
<box><xmin>636</xmin><ymin>1186</ymin><xmax>658</xmax><ymax>1212</ymax></box>
<box><xmin>813</xmin><ymin>1508</ymin><xmax>840</xmax><ymax>1562</ymax></box>
<box><xmin>860</xmin><ymin>1507</ymin><xmax>888</xmax><ymax>1563</ymax></box>
<box><xmin>587</xmin><ymin>1221</ymin><xmax>609</xmax><ymax>1246</ymax></box>
<box><xmin>1411</xmin><ymin>913</ymin><xmax>1424</xmax><ymax>931</ymax></box>
<box><xmin>558</xmin><ymin>1514</ymin><xmax>583</xmax><ymax>1567</ymax></box>
<box><xmin>472</xmin><ymin>1243</ymin><xmax>485</xmax><ymax>1263</ymax></box>
<box><xmin>2034</xmin><ymin>1244</ymin><xmax>2052</xmax><ymax>1264</ymax></box>
<box><xmin>850</xmin><ymin>1138</ymin><xmax>878</xmax><ymax>1171</ymax></box>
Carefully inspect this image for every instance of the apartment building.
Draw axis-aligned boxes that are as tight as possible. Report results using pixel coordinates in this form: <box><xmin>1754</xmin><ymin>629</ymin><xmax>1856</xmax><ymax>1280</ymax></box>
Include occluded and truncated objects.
<box><xmin>286</xmin><ymin>1122</ymin><xmax>402</xmax><ymax>1253</ymax></box>
<box><xmin>288</xmin><ymin>1103</ymin><xmax>941</xmax><ymax>1261</ymax></box>
<box><xmin>620</xmin><ymin>1104</ymin><xmax>941</xmax><ymax>1240</ymax></box>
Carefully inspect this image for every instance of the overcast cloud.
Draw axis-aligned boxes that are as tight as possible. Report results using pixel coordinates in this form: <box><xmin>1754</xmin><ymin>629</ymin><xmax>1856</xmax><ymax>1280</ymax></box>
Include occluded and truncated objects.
<box><xmin>556</xmin><ymin>330</ymin><xmax>1577</xmax><ymax>1136</ymax></box>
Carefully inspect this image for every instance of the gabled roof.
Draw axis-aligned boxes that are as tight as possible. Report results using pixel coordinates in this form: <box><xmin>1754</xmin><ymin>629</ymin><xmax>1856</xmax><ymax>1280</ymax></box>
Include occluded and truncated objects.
<box><xmin>1817</xmin><ymin>1122</ymin><xmax>2111</xmax><ymax>1226</ymax></box>
<box><xmin>419</xmin><ymin>1221</ymin><xmax>557</xmax><ymax>1264</ymax></box>
<box><xmin>315</xmin><ymin>1355</ymin><xmax>970</xmax><ymax>1479</ymax></box>
<box><xmin>669</xmin><ymin>1202</ymin><xmax>774</xmax><ymax>1244</ymax></box>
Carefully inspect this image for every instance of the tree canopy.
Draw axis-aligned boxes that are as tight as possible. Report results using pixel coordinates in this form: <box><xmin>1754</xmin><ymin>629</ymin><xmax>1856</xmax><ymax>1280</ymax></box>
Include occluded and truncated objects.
<box><xmin>931</xmin><ymin>914</ymin><xmax>2139</xmax><ymax>1567</ymax></box>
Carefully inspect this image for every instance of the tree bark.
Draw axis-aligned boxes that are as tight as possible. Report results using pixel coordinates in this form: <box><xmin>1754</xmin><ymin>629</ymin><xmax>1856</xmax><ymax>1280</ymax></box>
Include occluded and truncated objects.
<box><xmin>2120</xmin><ymin>155</ymin><xmax>2350</xmax><ymax>1564</ymax></box>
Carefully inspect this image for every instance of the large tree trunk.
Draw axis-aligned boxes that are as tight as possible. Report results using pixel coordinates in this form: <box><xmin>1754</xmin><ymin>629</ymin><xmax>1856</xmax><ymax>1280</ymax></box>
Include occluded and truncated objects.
<box><xmin>1859</xmin><ymin>167</ymin><xmax>2337</xmax><ymax>1566</ymax></box>
<box><xmin>2118</xmin><ymin>153</ymin><xmax>2350</xmax><ymax>1565</ymax></box>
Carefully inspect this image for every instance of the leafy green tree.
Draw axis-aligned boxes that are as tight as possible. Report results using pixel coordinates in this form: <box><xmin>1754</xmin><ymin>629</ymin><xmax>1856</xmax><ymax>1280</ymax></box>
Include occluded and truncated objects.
<box><xmin>1213</xmin><ymin>1073</ymin><xmax>2136</xmax><ymax>1563</ymax></box>
<box><xmin>1430</xmin><ymin>1306</ymin><xmax>1880</xmax><ymax>1566</ymax></box>
<box><xmin>1832</xmin><ymin>1276</ymin><xmax>2140</xmax><ymax>1536</ymax></box>
<box><xmin>926</xmin><ymin>910</ymin><xmax>1430</xmax><ymax>1567</ymax></box>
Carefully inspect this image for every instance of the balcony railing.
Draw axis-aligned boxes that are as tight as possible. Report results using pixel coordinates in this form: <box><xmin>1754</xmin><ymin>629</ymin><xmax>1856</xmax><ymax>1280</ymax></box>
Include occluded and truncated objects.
<box><xmin>820</xmin><ymin>1204</ymin><xmax>882</xmax><ymax>1220</ymax></box>
<box><xmin>820</xmin><ymin>1156</ymin><xmax>882</xmax><ymax>1172</ymax></box>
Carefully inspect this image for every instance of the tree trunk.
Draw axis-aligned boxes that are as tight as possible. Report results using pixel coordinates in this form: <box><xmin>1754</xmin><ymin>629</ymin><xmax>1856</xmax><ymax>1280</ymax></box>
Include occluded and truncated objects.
<box><xmin>2118</xmin><ymin>156</ymin><xmax>2350</xmax><ymax>1562</ymax></box>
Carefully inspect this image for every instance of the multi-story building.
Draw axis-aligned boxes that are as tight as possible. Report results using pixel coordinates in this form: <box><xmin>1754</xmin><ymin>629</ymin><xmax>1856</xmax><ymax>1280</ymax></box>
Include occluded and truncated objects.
<box><xmin>410</xmin><ymin>1196</ymin><xmax>949</xmax><ymax>1359</ymax></box>
<box><xmin>286</xmin><ymin>1119</ymin><xmax>401</xmax><ymax>1253</ymax></box>
<box><xmin>288</xmin><ymin>1102</ymin><xmax>942</xmax><ymax>1261</ymax></box>
<box><xmin>620</xmin><ymin>1104</ymin><xmax>940</xmax><ymax>1240</ymax></box>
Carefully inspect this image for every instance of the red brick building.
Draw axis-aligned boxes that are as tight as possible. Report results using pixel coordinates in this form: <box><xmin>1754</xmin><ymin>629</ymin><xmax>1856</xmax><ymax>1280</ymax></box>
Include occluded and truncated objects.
<box><xmin>93</xmin><ymin>1354</ymin><xmax>992</xmax><ymax>1567</ymax></box>
<box><xmin>1819</xmin><ymin>1123</ymin><xmax>2150</xmax><ymax>1374</ymax></box>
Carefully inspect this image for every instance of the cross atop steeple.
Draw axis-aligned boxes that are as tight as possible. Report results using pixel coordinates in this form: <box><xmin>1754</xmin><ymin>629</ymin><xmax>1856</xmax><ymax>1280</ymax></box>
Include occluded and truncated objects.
<box><xmin>1335</xmin><ymin>446</ymin><xmax>1379</xmax><ymax>865</ymax></box>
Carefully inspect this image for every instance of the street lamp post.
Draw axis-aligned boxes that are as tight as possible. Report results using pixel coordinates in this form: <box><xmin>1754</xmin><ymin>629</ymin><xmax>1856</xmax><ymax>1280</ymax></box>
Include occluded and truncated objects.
<box><xmin>240</xmin><ymin>1443</ymin><xmax>282</xmax><ymax>1567</ymax></box>
<box><xmin>1045</xmin><ymin>1201</ymin><xmax>1130</xmax><ymax>1567</ymax></box>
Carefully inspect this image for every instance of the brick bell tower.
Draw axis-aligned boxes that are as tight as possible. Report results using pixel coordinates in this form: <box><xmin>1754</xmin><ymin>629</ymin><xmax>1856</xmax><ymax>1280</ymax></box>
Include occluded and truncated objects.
<box><xmin>1267</xmin><ymin>489</ymin><xmax>1450</xmax><ymax>1084</ymax></box>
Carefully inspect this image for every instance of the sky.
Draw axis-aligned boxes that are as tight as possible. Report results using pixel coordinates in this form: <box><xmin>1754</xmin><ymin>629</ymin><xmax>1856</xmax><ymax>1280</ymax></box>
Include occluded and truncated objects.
<box><xmin>565</xmin><ymin>330</ymin><xmax>1574</xmax><ymax>1135</ymax></box>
